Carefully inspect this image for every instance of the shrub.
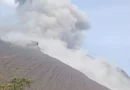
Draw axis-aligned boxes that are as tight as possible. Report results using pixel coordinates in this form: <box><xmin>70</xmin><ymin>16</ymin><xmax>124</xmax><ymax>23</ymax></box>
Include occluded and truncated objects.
<box><xmin>0</xmin><ymin>76</ymin><xmax>32</xmax><ymax>90</ymax></box>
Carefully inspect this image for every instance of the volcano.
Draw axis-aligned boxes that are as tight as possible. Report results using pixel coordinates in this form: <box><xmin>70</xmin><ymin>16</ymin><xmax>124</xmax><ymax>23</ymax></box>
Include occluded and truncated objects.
<box><xmin>0</xmin><ymin>40</ymin><xmax>110</xmax><ymax>90</ymax></box>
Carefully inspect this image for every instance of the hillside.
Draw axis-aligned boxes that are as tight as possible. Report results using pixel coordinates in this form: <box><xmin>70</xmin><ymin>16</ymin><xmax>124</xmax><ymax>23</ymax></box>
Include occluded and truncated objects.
<box><xmin>0</xmin><ymin>40</ymin><xmax>110</xmax><ymax>90</ymax></box>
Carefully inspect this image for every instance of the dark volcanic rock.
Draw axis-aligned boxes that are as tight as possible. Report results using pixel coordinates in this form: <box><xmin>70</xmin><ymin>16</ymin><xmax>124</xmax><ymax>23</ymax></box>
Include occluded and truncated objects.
<box><xmin>0</xmin><ymin>40</ymin><xmax>110</xmax><ymax>90</ymax></box>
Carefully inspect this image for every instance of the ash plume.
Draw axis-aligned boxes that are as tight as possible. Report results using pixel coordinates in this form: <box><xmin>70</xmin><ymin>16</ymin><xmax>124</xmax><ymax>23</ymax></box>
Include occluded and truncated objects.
<box><xmin>0</xmin><ymin>0</ymin><xmax>130</xmax><ymax>90</ymax></box>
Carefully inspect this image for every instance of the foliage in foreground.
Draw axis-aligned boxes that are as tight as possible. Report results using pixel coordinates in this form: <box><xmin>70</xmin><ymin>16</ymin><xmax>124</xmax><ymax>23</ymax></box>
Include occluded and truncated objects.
<box><xmin>0</xmin><ymin>76</ymin><xmax>32</xmax><ymax>90</ymax></box>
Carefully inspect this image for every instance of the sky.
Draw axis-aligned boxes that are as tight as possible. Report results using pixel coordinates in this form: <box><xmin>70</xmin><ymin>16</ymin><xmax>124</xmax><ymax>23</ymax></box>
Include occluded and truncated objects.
<box><xmin>72</xmin><ymin>0</ymin><xmax>130</xmax><ymax>76</ymax></box>
<box><xmin>0</xmin><ymin>0</ymin><xmax>130</xmax><ymax>76</ymax></box>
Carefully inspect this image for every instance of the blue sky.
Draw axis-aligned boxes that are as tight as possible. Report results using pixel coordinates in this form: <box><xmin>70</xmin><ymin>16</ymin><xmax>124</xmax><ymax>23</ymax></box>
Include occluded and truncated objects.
<box><xmin>72</xmin><ymin>0</ymin><xmax>130</xmax><ymax>76</ymax></box>
<box><xmin>0</xmin><ymin>3</ymin><xmax>16</xmax><ymax>24</ymax></box>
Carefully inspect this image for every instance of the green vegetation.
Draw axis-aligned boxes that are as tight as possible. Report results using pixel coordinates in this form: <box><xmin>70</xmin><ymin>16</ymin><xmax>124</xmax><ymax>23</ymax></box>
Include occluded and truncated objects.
<box><xmin>0</xmin><ymin>76</ymin><xmax>32</xmax><ymax>90</ymax></box>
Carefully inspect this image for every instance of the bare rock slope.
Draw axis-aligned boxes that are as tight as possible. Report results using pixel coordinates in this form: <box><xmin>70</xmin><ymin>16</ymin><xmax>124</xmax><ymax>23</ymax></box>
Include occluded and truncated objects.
<box><xmin>0</xmin><ymin>40</ymin><xmax>110</xmax><ymax>90</ymax></box>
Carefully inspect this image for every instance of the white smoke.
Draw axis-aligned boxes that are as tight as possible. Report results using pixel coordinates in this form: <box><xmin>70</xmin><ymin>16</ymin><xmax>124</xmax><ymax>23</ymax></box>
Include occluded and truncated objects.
<box><xmin>0</xmin><ymin>0</ymin><xmax>130</xmax><ymax>90</ymax></box>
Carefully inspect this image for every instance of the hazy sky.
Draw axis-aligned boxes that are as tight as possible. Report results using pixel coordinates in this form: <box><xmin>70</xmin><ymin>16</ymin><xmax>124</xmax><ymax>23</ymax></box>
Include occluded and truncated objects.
<box><xmin>72</xmin><ymin>0</ymin><xmax>130</xmax><ymax>76</ymax></box>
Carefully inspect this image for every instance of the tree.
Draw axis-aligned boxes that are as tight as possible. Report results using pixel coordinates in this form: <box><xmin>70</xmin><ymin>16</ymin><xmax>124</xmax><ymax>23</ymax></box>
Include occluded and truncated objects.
<box><xmin>0</xmin><ymin>76</ymin><xmax>32</xmax><ymax>90</ymax></box>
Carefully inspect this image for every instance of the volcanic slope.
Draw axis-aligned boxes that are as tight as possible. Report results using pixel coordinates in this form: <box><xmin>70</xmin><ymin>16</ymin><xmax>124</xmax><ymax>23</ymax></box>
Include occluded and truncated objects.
<box><xmin>0</xmin><ymin>40</ymin><xmax>110</xmax><ymax>90</ymax></box>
